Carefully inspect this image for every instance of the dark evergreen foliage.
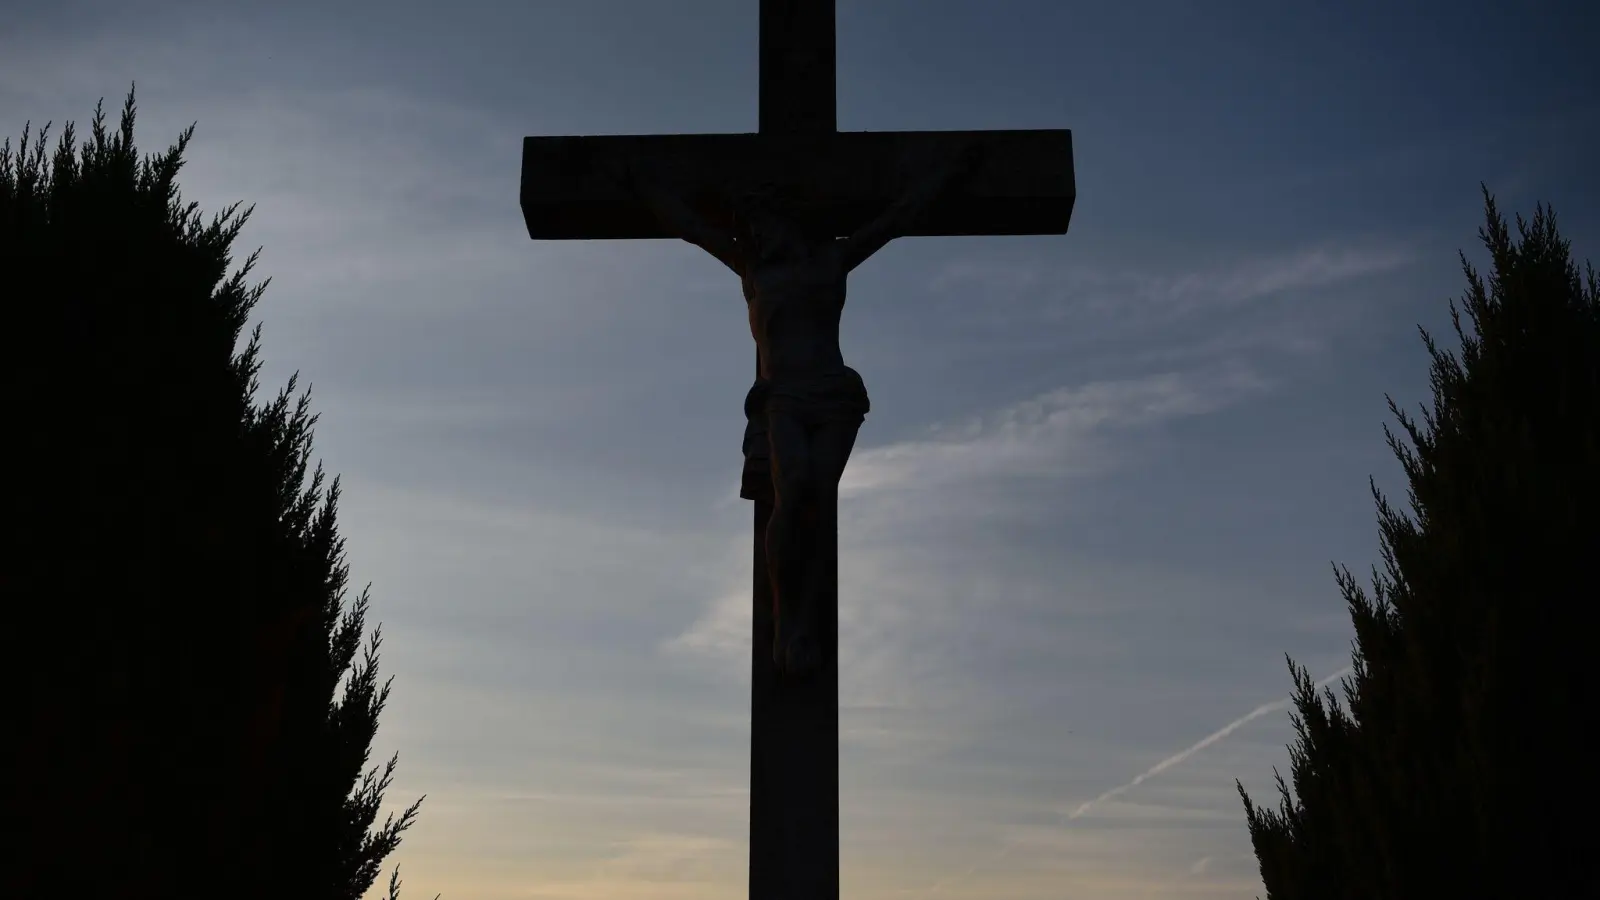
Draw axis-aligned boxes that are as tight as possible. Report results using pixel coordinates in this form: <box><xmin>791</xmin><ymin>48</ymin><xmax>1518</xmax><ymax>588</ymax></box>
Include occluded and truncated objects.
<box><xmin>1</xmin><ymin>88</ymin><xmax>433</xmax><ymax>900</ymax></box>
<box><xmin>1237</xmin><ymin>191</ymin><xmax>1600</xmax><ymax>899</ymax></box>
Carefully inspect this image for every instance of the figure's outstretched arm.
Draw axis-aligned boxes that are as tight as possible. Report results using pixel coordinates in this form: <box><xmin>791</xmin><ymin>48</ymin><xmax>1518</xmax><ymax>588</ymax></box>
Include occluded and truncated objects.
<box><xmin>605</xmin><ymin>157</ymin><xmax>744</xmax><ymax>274</ymax></box>
<box><xmin>837</xmin><ymin>143</ymin><xmax>982</xmax><ymax>273</ymax></box>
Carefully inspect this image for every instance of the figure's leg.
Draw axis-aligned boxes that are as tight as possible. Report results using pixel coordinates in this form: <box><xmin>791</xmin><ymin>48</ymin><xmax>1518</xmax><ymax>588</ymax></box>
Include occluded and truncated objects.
<box><xmin>782</xmin><ymin>415</ymin><xmax>861</xmax><ymax>677</ymax></box>
<box><xmin>764</xmin><ymin>410</ymin><xmax>812</xmax><ymax>673</ymax></box>
<box><xmin>810</xmin><ymin>416</ymin><xmax>861</xmax><ymax>483</ymax></box>
<box><xmin>801</xmin><ymin>416</ymin><xmax>860</xmax><ymax>602</ymax></box>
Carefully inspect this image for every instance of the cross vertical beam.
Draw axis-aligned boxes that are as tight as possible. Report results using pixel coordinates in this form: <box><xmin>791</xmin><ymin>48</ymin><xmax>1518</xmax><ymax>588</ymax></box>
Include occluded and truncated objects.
<box><xmin>750</xmin><ymin>8</ymin><xmax>842</xmax><ymax>900</ymax></box>
<box><xmin>760</xmin><ymin>0</ymin><xmax>836</xmax><ymax>134</ymax></box>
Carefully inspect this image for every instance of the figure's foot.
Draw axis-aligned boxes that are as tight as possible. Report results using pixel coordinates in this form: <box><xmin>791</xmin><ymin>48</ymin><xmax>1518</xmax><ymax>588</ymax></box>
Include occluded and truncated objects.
<box><xmin>783</xmin><ymin>630</ymin><xmax>820</xmax><ymax>679</ymax></box>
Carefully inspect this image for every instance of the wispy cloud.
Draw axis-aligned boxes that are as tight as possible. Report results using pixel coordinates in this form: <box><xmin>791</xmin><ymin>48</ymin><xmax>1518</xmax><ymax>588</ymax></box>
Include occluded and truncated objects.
<box><xmin>660</xmin><ymin>538</ymin><xmax>752</xmax><ymax>678</ymax></box>
<box><xmin>664</xmin><ymin>356</ymin><xmax>1286</xmax><ymax>758</ymax></box>
<box><xmin>592</xmin><ymin>831</ymin><xmax>740</xmax><ymax>884</ymax></box>
<box><xmin>928</xmin><ymin>241</ymin><xmax>1413</xmax><ymax>328</ymax></box>
<box><xmin>842</xmin><ymin>363</ymin><xmax>1270</xmax><ymax>496</ymax></box>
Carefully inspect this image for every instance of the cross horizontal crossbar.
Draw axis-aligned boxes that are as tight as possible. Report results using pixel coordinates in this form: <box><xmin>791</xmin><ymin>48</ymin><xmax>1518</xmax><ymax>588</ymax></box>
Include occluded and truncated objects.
<box><xmin>520</xmin><ymin>129</ymin><xmax>1074</xmax><ymax>241</ymax></box>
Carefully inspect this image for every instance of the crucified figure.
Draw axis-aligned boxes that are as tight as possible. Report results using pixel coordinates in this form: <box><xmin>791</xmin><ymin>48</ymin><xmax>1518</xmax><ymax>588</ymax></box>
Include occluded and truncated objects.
<box><xmin>606</xmin><ymin>144</ymin><xmax>981</xmax><ymax>678</ymax></box>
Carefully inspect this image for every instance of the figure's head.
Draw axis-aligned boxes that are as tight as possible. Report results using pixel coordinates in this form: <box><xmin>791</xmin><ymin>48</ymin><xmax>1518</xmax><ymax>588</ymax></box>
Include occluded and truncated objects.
<box><xmin>733</xmin><ymin>182</ymin><xmax>814</xmax><ymax>262</ymax></box>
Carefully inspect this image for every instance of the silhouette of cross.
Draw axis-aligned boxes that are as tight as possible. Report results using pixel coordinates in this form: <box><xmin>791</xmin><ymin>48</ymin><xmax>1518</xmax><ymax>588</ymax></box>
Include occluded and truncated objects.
<box><xmin>520</xmin><ymin>3</ymin><xmax>1073</xmax><ymax>897</ymax></box>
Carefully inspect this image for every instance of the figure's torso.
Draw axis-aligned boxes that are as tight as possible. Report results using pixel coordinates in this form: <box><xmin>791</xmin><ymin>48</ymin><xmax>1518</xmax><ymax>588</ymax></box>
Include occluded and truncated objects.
<box><xmin>742</xmin><ymin>240</ymin><xmax>848</xmax><ymax>382</ymax></box>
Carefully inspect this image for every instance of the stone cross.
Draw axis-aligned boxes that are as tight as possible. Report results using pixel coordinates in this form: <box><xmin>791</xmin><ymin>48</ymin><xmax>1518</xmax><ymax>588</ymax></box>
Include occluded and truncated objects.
<box><xmin>519</xmin><ymin>2</ymin><xmax>1073</xmax><ymax>898</ymax></box>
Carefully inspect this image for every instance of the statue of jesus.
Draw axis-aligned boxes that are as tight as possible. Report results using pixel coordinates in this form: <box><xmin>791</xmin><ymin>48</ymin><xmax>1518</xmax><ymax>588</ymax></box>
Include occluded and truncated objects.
<box><xmin>606</xmin><ymin>145</ymin><xmax>980</xmax><ymax>678</ymax></box>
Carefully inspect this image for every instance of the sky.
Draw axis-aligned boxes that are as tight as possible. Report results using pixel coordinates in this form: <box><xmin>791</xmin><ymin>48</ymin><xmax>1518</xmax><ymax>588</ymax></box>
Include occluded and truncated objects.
<box><xmin>3</xmin><ymin>1</ymin><xmax>1597</xmax><ymax>897</ymax></box>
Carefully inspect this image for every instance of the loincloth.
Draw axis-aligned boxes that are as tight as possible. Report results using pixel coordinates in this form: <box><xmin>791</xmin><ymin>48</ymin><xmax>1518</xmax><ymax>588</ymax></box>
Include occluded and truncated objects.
<box><xmin>743</xmin><ymin>366</ymin><xmax>871</xmax><ymax>427</ymax></box>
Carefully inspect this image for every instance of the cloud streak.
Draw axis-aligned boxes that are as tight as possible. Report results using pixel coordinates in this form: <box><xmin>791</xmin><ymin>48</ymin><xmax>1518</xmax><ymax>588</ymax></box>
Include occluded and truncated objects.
<box><xmin>927</xmin><ymin>242</ymin><xmax>1413</xmax><ymax>328</ymax></box>
<box><xmin>668</xmin><ymin>359</ymin><xmax>1275</xmax><ymax>705</ymax></box>
<box><xmin>842</xmin><ymin>364</ymin><xmax>1270</xmax><ymax>497</ymax></box>
<box><xmin>920</xmin><ymin>666</ymin><xmax>1354</xmax><ymax>896</ymax></box>
<box><xmin>1061</xmin><ymin>666</ymin><xmax>1353</xmax><ymax>822</ymax></box>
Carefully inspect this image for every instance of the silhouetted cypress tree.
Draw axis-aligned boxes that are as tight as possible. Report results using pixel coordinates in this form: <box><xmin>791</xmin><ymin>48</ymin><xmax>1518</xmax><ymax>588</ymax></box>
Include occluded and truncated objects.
<box><xmin>1</xmin><ymin>88</ymin><xmax>434</xmax><ymax>900</ymax></box>
<box><xmin>1236</xmin><ymin>191</ymin><xmax>1600</xmax><ymax>899</ymax></box>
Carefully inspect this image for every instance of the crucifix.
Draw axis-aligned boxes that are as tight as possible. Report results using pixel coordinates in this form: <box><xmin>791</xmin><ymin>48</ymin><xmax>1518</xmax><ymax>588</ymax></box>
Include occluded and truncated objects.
<box><xmin>520</xmin><ymin>2</ymin><xmax>1073</xmax><ymax>897</ymax></box>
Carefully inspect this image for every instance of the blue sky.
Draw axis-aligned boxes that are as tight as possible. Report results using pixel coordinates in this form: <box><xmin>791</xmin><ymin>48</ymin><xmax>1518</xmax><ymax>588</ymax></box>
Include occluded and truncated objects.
<box><xmin>5</xmin><ymin>1</ymin><xmax>1596</xmax><ymax>897</ymax></box>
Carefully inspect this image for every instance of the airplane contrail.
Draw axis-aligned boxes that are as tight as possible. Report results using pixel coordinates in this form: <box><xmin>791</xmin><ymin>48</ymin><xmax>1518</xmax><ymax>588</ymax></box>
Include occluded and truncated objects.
<box><xmin>918</xmin><ymin>666</ymin><xmax>1354</xmax><ymax>896</ymax></box>
<box><xmin>1061</xmin><ymin>666</ymin><xmax>1351</xmax><ymax>821</ymax></box>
